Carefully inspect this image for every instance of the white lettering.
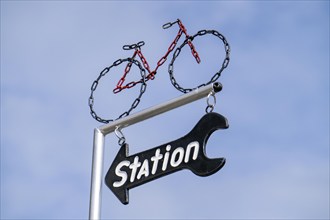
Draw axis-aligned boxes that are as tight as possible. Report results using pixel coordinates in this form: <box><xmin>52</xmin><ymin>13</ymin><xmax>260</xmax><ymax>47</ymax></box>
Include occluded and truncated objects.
<box><xmin>129</xmin><ymin>156</ymin><xmax>141</xmax><ymax>182</ymax></box>
<box><xmin>170</xmin><ymin>147</ymin><xmax>184</xmax><ymax>167</ymax></box>
<box><xmin>137</xmin><ymin>159</ymin><xmax>149</xmax><ymax>180</ymax></box>
<box><xmin>113</xmin><ymin>141</ymin><xmax>201</xmax><ymax>185</ymax></box>
<box><xmin>151</xmin><ymin>149</ymin><xmax>163</xmax><ymax>174</ymax></box>
<box><xmin>184</xmin><ymin>141</ymin><xmax>199</xmax><ymax>163</ymax></box>
<box><xmin>113</xmin><ymin>160</ymin><xmax>130</xmax><ymax>187</ymax></box>
<box><xmin>162</xmin><ymin>145</ymin><xmax>171</xmax><ymax>171</ymax></box>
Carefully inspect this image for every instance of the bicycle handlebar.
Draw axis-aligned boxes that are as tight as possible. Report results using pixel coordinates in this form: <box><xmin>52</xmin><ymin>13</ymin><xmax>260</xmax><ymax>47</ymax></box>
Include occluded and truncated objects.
<box><xmin>162</xmin><ymin>19</ymin><xmax>180</xmax><ymax>29</ymax></box>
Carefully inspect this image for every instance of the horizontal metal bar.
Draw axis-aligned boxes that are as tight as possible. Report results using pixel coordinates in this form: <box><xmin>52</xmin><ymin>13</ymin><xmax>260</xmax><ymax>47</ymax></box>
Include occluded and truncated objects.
<box><xmin>98</xmin><ymin>82</ymin><xmax>222</xmax><ymax>135</ymax></box>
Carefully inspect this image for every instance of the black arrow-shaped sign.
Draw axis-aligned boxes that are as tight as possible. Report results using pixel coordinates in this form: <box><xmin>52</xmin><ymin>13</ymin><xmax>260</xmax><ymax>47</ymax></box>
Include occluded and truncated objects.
<box><xmin>105</xmin><ymin>112</ymin><xmax>229</xmax><ymax>204</ymax></box>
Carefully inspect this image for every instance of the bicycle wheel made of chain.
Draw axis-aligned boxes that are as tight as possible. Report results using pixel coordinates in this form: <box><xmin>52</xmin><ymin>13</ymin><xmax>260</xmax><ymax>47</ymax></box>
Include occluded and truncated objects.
<box><xmin>168</xmin><ymin>30</ymin><xmax>230</xmax><ymax>93</ymax></box>
<box><xmin>89</xmin><ymin>58</ymin><xmax>147</xmax><ymax>123</ymax></box>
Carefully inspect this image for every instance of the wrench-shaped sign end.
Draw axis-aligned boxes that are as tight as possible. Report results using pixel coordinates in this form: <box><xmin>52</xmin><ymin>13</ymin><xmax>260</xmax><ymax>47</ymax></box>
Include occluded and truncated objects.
<box><xmin>105</xmin><ymin>112</ymin><xmax>229</xmax><ymax>204</ymax></box>
<box><xmin>184</xmin><ymin>112</ymin><xmax>228</xmax><ymax>177</ymax></box>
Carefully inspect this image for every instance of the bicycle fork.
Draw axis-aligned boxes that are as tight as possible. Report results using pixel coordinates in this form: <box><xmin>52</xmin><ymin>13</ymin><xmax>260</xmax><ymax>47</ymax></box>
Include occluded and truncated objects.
<box><xmin>163</xmin><ymin>19</ymin><xmax>201</xmax><ymax>64</ymax></box>
<box><xmin>176</xmin><ymin>19</ymin><xmax>201</xmax><ymax>64</ymax></box>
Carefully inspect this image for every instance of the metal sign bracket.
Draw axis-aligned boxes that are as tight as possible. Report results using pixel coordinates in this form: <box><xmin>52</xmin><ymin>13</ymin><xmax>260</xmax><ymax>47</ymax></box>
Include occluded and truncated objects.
<box><xmin>89</xmin><ymin>82</ymin><xmax>222</xmax><ymax>220</ymax></box>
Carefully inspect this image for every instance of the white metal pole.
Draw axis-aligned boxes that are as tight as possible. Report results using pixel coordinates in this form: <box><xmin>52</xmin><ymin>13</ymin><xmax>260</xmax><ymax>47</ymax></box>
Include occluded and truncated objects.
<box><xmin>89</xmin><ymin>128</ymin><xmax>105</xmax><ymax>220</ymax></box>
<box><xmin>89</xmin><ymin>82</ymin><xmax>222</xmax><ymax>220</ymax></box>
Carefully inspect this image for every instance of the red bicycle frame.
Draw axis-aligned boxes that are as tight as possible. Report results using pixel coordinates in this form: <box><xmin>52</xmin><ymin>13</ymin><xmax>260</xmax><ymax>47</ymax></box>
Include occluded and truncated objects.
<box><xmin>113</xmin><ymin>19</ymin><xmax>201</xmax><ymax>94</ymax></box>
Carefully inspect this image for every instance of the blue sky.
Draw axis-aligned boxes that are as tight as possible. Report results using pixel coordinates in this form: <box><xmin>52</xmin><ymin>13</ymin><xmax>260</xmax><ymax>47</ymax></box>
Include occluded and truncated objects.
<box><xmin>1</xmin><ymin>1</ymin><xmax>329</xmax><ymax>219</ymax></box>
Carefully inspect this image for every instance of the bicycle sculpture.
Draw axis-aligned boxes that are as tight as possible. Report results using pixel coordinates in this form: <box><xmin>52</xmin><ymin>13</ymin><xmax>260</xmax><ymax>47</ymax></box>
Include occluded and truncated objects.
<box><xmin>88</xmin><ymin>19</ymin><xmax>232</xmax><ymax>209</ymax></box>
<box><xmin>89</xmin><ymin>19</ymin><xmax>230</xmax><ymax>124</ymax></box>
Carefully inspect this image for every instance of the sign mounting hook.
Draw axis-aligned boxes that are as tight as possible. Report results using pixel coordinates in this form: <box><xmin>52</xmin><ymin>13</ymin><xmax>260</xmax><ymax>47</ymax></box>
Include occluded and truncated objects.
<box><xmin>115</xmin><ymin>126</ymin><xmax>126</xmax><ymax>146</ymax></box>
<box><xmin>205</xmin><ymin>91</ymin><xmax>216</xmax><ymax>113</ymax></box>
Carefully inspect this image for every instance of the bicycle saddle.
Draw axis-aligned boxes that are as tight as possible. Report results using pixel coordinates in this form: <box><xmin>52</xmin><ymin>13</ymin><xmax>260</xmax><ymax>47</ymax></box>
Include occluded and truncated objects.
<box><xmin>123</xmin><ymin>41</ymin><xmax>145</xmax><ymax>50</ymax></box>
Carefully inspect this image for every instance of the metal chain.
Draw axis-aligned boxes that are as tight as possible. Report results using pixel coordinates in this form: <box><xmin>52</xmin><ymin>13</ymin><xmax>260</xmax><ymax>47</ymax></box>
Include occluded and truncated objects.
<box><xmin>88</xmin><ymin>21</ymin><xmax>230</xmax><ymax>123</ymax></box>
<box><xmin>123</xmin><ymin>41</ymin><xmax>145</xmax><ymax>50</ymax></box>
<box><xmin>168</xmin><ymin>29</ymin><xmax>230</xmax><ymax>93</ymax></box>
<box><xmin>115</xmin><ymin>19</ymin><xmax>191</xmax><ymax>91</ymax></box>
<box><xmin>88</xmin><ymin>58</ymin><xmax>147</xmax><ymax>123</ymax></box>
